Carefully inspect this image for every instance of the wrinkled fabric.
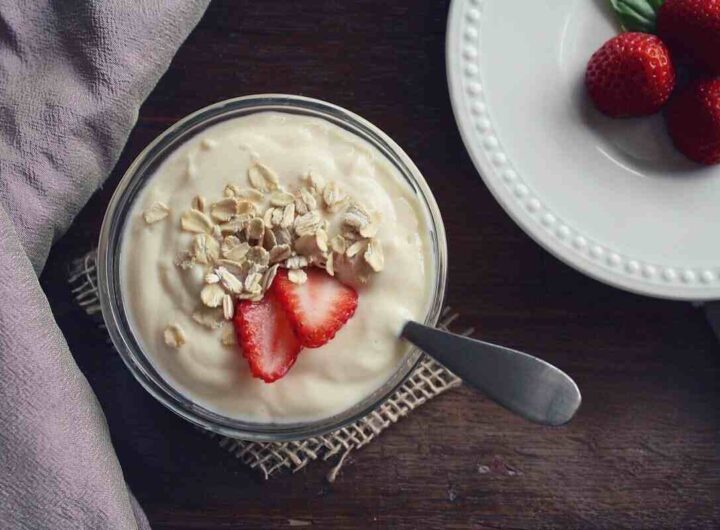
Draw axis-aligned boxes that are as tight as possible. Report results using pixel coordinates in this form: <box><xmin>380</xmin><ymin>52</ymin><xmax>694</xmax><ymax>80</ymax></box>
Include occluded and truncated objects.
<box><xmin>0</xmin><ymin>1</ymin><xmax>209</xmax><ymax>528</ymax></box>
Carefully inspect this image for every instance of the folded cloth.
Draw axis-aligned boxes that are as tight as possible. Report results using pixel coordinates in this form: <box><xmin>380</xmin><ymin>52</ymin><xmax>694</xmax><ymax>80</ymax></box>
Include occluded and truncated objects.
<box><xmin>0</xmin><ymin>1</ymin><xmax>208</xmax><ymax>528</ymax></box>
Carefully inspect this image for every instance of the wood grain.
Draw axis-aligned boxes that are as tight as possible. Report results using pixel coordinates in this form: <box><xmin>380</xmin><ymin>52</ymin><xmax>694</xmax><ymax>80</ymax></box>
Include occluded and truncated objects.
<box><xmin>40</xmin><ymin>1</ymin><xmax>720</xmax><ymax>528</ymax></box>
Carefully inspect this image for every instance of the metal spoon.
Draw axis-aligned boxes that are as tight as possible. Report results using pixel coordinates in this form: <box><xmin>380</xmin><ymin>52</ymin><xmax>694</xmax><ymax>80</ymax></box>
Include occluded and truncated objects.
<box><xmin>402</xmin><ymin>321</ymin><xmax>581</xmax><ymax>426</ymax></box>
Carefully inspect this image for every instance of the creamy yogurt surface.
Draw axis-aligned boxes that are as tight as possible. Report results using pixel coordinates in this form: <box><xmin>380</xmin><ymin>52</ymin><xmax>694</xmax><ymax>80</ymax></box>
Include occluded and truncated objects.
<box><xmin>121</xmin><ymin>111</ymin><xmax>435</xmax><ymax>423</ymax></box>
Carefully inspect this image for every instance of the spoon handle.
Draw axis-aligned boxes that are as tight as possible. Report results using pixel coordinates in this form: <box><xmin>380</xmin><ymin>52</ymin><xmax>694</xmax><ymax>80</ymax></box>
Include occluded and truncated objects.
<box><xmin>401</xmin><ymin>321</ymin><xmax>581</xmax><ymax>426</ymax></box>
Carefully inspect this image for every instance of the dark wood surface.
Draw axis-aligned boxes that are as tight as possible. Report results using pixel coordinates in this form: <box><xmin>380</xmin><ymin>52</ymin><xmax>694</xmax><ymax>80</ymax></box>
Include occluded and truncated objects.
<box><xmin>41</xmin><ymin>1</ymin><xmax>720</xmax><ymax>529</ymax></box>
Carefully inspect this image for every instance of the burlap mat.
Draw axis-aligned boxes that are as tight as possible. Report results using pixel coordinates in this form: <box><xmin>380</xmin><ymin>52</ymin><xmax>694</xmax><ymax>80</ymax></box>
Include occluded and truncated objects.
<box><xmin>69</xmin><ymin>251</ymin><xmax>466</xmax><ymax>480</ymax></box>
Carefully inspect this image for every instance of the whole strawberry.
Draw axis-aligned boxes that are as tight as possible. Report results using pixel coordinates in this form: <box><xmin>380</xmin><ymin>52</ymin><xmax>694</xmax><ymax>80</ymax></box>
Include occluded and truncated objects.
<box><xmin>586</xmin><ymin>32</ymin><xmax>676</xmax><ymax>118</ymax></box>
<box><xmin>665</xmin><ymin>78</ymin><xmax>720</xmax><ymax>165</ymax></box>
<box><xmin>658</xmin><ymin>0</ymin><xmax>720</xmax><ymax>75</ymax></box>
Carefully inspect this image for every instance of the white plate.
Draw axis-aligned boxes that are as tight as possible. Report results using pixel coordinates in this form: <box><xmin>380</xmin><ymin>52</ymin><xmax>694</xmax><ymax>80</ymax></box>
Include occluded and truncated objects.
<box><xmin>447</xmin><ymin>0</ymin><xmax>720</xmax><ymax>300</ymax></box>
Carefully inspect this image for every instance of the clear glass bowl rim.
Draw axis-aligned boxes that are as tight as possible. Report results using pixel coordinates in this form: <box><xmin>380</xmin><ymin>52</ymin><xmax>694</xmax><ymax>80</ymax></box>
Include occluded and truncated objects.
<box><xmin>97</xmin><ymin>94</ymin><xmax>447</xmax><ymax>442</ymax></box>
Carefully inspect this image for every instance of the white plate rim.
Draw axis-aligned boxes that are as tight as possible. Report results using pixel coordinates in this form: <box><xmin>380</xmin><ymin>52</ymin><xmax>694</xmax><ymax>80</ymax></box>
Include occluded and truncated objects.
<box><xmin>446</xmin><ymin>0</ymin><xmax>719</xmax><ymax>301</ymax></box>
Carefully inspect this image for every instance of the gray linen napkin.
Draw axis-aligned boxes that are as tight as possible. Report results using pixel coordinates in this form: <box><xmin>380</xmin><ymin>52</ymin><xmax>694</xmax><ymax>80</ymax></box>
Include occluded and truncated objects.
<box><xmin>0</xmin><ymin>1</ymin><xmax>208</xmax><ymax>528</ymax></box>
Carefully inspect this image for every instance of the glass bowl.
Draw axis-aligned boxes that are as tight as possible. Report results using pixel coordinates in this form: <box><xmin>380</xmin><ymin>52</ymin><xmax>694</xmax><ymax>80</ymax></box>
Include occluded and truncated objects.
<box><xmin>97</xmin><ymin>94</ymin><xmax>447</xmax><ymax>441</ymax></box>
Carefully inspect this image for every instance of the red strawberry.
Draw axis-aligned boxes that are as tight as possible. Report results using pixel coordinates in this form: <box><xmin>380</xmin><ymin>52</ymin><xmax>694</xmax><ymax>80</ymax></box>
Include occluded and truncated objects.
<box><xmin>272</xmin><ymin>268</ymin><xmax>358</xmax><ymax>348</ymax></box>
<box><xmin>585</xmin><ymin>32</ymin><xmax>676</xmax><ymax>118</ymax></box>
<box><xmin>665</xmin><ymin>78</ymin><xmax>720</xmax><ymax>165</ymax></box>
<box><xmin>233</xmin><ymin>292</ymin><xmax>302</xmax><ymax>383</ymax></box>
<box><xmin>658</xmin><ymin>0</ymin><xmax>720</xmax><ymax>75</ymax></box>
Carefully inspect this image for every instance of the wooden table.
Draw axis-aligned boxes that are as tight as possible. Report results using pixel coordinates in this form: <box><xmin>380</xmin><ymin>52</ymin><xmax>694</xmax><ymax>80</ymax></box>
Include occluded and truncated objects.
<box><xmin>41</xmin><ymin>1</ymin><xmax>720</xmax><ymax>528</ymax></box>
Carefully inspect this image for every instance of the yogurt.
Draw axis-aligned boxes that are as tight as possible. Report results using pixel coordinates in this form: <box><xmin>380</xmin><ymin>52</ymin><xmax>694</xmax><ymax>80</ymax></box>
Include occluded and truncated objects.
<box><xmin>121</xmin><ymin>111</ymin><xmax>435</xmax><ymax>423</ymax></box>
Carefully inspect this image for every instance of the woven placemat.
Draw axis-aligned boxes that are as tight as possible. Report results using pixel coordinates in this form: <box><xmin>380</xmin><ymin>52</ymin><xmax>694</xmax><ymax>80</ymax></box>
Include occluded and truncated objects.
<box><xmin>68</xmin><ymin>251</ymin><xmax>466</xmax><ymax>480</ymax></box>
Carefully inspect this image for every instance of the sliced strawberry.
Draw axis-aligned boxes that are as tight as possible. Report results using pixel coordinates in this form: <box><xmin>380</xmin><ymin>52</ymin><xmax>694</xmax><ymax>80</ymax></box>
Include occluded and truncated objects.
<box><xmin>272</xmin><ymin>268</ymin><xmax>358</xmax><ymax>348</ymax></box>
<box><xmin>233</xmin><ymin>292</ymin><xmax>302</xmax><ymax>383</ymax></box>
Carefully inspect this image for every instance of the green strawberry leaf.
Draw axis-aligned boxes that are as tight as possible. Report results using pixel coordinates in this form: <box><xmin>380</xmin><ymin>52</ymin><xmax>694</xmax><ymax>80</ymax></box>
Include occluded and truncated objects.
<box><xmin>609</xmin><ymin>0</ymin><xmax>665</xmax><ymax>33</ymax></box>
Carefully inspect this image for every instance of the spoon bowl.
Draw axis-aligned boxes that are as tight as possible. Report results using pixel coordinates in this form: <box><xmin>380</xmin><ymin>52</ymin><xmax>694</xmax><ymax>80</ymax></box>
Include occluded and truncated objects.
<box><xmin>402</xmin><ymin>321</ymin><xmax>581</xmax><ymax>426</ymax></box>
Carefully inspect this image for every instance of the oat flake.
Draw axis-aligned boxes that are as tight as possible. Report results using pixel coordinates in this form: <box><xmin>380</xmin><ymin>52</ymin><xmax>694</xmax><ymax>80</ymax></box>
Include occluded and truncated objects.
<box><xmin>222</xmin><ymin>294</ymin><xmax>234</xmax><ymax>320</ymax></box>
<box><xmin>288</xmin><ymin>269</ymin><xmax>308</xmax><ymax>284</ymax></box>
<box><xmin>143</xmin><ymin>202</ymin><xmax>170</xmax><ymax>224</ymax></box>
<box><xmin>181</xmin><ymin>209</ymin><xmax>214</xmax><ymax>233</ymax></box>
<box><xmin>163</xmin><ymin>324</ymin><xmax>186</xmax><ymax>348</ymax></box>
<box><xmin>201</xmin><ymin>283</ymin><xmax>225</xmax><ymax>307</ymax></box>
